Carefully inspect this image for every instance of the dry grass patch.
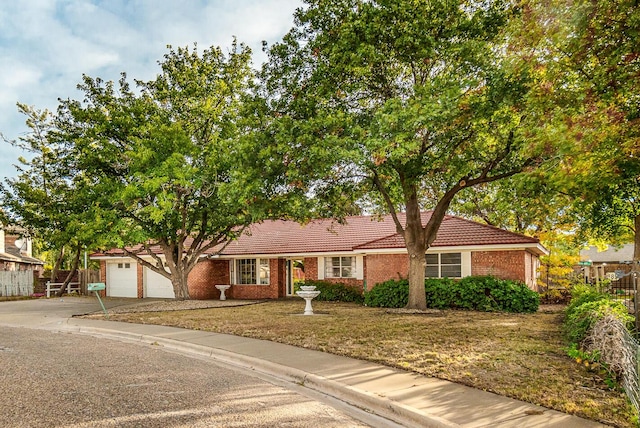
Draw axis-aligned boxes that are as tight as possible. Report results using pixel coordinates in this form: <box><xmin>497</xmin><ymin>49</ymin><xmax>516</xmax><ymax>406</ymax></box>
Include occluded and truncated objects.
<box><xmin>98</xmin><ymin>300</ymin><xmax>635</xmax><ymax>427</ymax></box>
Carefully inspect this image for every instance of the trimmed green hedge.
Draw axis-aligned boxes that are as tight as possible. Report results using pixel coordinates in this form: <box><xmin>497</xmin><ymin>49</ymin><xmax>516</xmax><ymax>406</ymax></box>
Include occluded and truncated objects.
<box><xmin>364</xmin><ymin>276</ymin><xmax>539</xmax><ymax>313</ymax></box>
<box><xmin>294</xmin><ymin>280</ymin><xmax>364</xmax><ymax>304</ymax></box>
<box><xmin>563</xmin><ymin>284</ymin><xmax>634</xmax><ymax>345</ymax></box>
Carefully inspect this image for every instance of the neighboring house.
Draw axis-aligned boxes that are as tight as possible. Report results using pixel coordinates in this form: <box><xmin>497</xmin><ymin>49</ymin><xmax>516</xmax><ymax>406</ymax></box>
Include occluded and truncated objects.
<box><xmin>91</xmin><ymin>212</ymin><xmax>548</xmax><ymax>300</ymax></box>
<box><xmin>0</xmin><ymin>225</ymin><xmax>44</xmax><ymax>273</ymax></box>
<box><xmin>579</xmin><ymin>244</ymin><xmax>635</xmax><ymax>281</ymax></box>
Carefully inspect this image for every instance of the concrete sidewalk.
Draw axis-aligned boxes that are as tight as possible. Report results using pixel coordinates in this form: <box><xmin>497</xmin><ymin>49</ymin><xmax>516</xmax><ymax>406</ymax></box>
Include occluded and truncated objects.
<box><xmin>54</xmin><ymin>315</ymin><xmax>606</xmax><ymax>428</ymax></box>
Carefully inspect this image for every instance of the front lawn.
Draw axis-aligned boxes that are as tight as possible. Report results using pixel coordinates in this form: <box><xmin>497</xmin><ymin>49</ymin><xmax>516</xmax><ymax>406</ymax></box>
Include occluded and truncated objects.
<box><xmin>102</xmin><ymin>300</ymin><xmax>635</xmax><ymax>427</ymax></box>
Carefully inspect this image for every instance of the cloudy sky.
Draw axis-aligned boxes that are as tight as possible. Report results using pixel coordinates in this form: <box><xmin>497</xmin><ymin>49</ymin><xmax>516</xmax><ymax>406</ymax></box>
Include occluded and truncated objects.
<box><xmin>0</xmin><ymin>0</ymin><xmax>302</xmax><ymax>180</ymax></box>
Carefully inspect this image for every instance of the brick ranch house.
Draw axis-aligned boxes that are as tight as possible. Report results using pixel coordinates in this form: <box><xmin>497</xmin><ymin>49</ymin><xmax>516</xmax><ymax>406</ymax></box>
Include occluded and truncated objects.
<box><xmin>91</xmin><ymin>212</ymin><xmax>548</xmax><ymax>300</ymax></box>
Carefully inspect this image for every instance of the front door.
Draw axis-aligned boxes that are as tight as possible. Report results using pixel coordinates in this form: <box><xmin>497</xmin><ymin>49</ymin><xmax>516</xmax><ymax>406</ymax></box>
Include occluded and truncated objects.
<box><xmin>286</xmin><ymin>259</ymin><xmax>304</xmax><ymax>296</ymax></box>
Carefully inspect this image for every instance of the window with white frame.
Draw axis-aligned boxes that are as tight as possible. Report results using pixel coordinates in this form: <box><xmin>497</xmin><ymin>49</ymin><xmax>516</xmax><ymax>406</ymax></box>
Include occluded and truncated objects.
<box><xmin>324</xmin><ymin>256</ymin><xmax>355</xmax><ymax>278</ymax></box>
<box><xmin>232</xmin><ymin>258</ymin><xmax>270</xmax><ymax>285</ymax></box>
<box><xmin>425</xmin><ymin>253</ymin><xmax>462</xmax><ymax>278</ymax></box>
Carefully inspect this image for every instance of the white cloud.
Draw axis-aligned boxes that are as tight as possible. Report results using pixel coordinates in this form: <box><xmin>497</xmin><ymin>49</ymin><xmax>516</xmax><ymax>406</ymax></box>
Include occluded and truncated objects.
<box><xmin>0</xmin><ymin>0</ymin><xmax>302</xmax><ymax>180</ymax></box>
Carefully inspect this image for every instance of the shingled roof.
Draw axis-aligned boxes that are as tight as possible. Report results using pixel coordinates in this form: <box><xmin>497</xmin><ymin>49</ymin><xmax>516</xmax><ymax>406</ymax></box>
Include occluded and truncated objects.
<box><xmin>210</xmin><ymin>212</ymin><xmax>544</xmax><ymax>256</ymax></box>
<box><xmin>93</xmin><ymin>212</ymin><xmax>546</xmax><ymax>258</ymax></box>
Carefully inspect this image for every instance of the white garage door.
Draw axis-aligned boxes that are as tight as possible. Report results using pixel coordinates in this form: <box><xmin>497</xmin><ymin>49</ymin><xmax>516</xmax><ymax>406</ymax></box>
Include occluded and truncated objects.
<box><xmin>106</xmin><ymin>261</ymin><xmax>137</xmax><ymax>298</ymax></box>
<box><xmin>144</xmin><ymin>267</ymin><xmax>175</xmax><ymax>299</ymax></box>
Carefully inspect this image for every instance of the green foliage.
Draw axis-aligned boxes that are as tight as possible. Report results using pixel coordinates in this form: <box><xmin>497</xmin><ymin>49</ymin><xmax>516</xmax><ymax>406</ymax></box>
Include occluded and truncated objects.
<box><xmin>364</xmin><ymin>279</ymin><xmax>409</xmax><ymax>308</ymax></box>
<box><xmin>365</xmin><ymin>276</ymin><xmax>539</xmax><ymax>313</ymax></box>
<box><xmin>41</xmin><ymin>42</ymin><xmax>291</xmax><ymax>299</ymax></box>
<box><xmin>263</xmin><ymin>0</ymin><xmax>558</xmax><ymax>309</ymax></box>
<box><xmin>562</xmin><ymin>283</ymin><xmax>634</xmax><ymax>393</ymax></box>
<box><xmin>565</xmin><ymin>343</ymin><xmax>618</xmax><ymax>389</ymax></box>
<box><xmin>295</xmin><ymin>280</ymin><xmax>364</xmax><ymax>304</ymax></box>
<box><xmin>424</xmin><ymin>278</ymin><xmax>456</xmax><ymax>309</ymax></box>
<box><xmin>564</xmin><ymin>299</ymin><xmax>633</xmax><ymax>344</ymax></box>
<box><xmin>566</xmin><ymin>342</ymin><xmax>601</xmax><ymax>364</ymax></box>
<box><xmin>0</xmin><ymin>104</ymin><xmax>112</xmax><ymax>278</ymax></box>
<box><xmin>523</xmin><ymin>0</ymin><xmax>640</xmax><ymax>257</ymax></box>
<box><xmin>452</xmin><ymin>276</ymin><xmax>539</xmax><ymax>313</ymax></box>
<box><xmin>565</xmin><ymin>283</ymin><xmax>609</xmax><ymax>318</ymax></box>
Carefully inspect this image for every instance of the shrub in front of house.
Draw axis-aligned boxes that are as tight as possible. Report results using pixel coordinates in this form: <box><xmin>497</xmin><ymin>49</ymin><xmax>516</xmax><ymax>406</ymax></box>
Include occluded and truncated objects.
<box><xmin>364</xmin><ymin>279</ymin><xmax>410</xmax><ymax>308</ymax></box>
<box><xmin>295</xmin><ymin>280</ymin><xmax>364</xmax><ymax>304</ymax></box>
<box><xmin>364</xmin><ymin>276</ymin><xmax>539</xmax><ymax>313</ymax></box>
<box><xmin>455</xmin><ymin>276</ymin><xmax>540</xmax><ymax>313</ymax></box>
<box><xmin>424</xmin><ymin>278</ymin><xmax>456</xmax><ymax>309</ymax></box>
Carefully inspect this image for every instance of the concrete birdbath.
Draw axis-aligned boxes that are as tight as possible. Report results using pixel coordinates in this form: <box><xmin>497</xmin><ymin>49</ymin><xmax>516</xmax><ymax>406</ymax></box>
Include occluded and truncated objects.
<box><xmin>215</xmin><ymin>284</ymin><xmax>231</xmax><ymax>301</ymax></box>
<box><xmin>296</xmin><ymin>285</ymin><xmax>321</xmax><ymax>315</ymax></box>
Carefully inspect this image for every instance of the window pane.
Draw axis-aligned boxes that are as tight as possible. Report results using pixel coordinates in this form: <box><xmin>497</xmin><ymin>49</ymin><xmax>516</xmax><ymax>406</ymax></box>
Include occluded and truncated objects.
<box><xmin>237</xmin><ymin>259</ymin><xmax>256</xmax><ymax>284</ymax></box>
<box><xmin>425</xmin><ymin>254</ymin><xmax>439</xmax><ymax>265</ymax></box>
<box><xmin>324</xmin><ymin>256</ymin><xmax>356</xmax><ymax>278</ymax></box>
<box><xmin>259</xmin><ymin>259</ymin><xmax>270</xmax><ymax>285</ymax></box>
<box><xmin>441</xmin><ymin>265</ymin><xmax>462</xmax><ymax>278</ymax></box>
<box><xmin>324</xmin><ymin>257</ymin><xmax>335</xmax><ymax>278</ymax></box>
<box><xmin>425</xmin><ymin>266</ymin><xmax>439</xmax><ymax>278</ymax></box>
<box><xmin>441</xmin><ymin>253</ymin><xmax>461</xmax><ymax>265</ymax></box>
<box><xmin>341</xmin><ymin>266</ymin><xmax>353</xmax><ymax>277</ymax></box>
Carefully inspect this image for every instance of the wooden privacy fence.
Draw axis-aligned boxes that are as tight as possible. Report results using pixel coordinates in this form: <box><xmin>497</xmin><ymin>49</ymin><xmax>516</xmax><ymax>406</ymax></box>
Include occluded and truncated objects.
<box><xmin>79</xmin><ymin>269</ymin><xmax>100</xmax><ymax>295</ymax></box>
<box><xmin>0</xmin><ymin>270</ymin><xmax>34</xmax><ymax>297</ymax></box>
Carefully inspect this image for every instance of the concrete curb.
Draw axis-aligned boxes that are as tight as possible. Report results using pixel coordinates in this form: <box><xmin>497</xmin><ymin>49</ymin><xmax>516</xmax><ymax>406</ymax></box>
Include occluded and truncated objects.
<box><xmin>58</xmin><ymin>323</ymin><xmax>460</xmax><ymax>428</ymax></box>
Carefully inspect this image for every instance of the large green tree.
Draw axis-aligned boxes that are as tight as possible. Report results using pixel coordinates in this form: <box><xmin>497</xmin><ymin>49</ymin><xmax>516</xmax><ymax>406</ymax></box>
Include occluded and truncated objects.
<box><xmin>1</xmin><ymin>104</ymin><xmax>112</xmax><ymax>295</ymax></box>
<box><xmin>263</xmin><ymin>0</ymin><xmax>555</xmax><ymax>309</ymax></box>
<box><xmin>56</xmin><ymin>43</ymin><xmax>281</xmax><ymax>299</ymax></box>
<box><xmin>568</xmin><ymin>0</ymin><xmax>640</xmax><ymax>261</ymax></box>
<box><xmin>524</xmin><ymin>0</ymin><xmax>640</xmax><ymax>260</ymax></box>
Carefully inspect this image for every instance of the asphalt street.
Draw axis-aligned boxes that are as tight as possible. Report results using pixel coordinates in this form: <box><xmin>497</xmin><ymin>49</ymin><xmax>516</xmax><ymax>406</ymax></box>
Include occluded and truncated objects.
<box><xmin>0</xmin><ymin>326</ymin><xmax>372</xmax><ymax>427</ymax></box>
<box><xmin>0</xmin><ymin>298</ymin><xmax>606</xmax><ymax>428</ymax></box>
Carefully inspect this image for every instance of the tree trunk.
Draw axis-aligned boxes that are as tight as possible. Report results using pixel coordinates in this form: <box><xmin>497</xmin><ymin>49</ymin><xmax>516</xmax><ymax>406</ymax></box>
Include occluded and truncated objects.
<box><xmin>171</xmin><ymin>270</ymin><xmax>190</xmax><ymax>300</ymax></box>
<box><xmin>56</xmin><ymin>246</ymin><xmax>81</xmax><ymax>297</ymax></box>
<box><xmin>404</xmin><ymin>193</ymin><xmax>428</xmax><ymax>309</ymax></box>
<box><xmin>406</xmin><ymin>243</ymin><xmax>427</xmax><ymax>309</ymax></box>
<box><xmin>51</xmin><ymin>247</ymin><xmax>64</xmax><ymax>282</ymax></box>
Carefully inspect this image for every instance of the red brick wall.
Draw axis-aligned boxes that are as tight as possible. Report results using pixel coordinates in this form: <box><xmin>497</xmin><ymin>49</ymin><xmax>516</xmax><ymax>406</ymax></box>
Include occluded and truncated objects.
<box><xmin>99</xmin><ymin>261</ymin><xmax>106</xmax><ymax>283</ymax></box>
<box><xmin>4</xmin><ymin>235</ymin><xmax>17</xmax><ymax>249</ymax></box>
<box><xmin>471</xmin><ymin>250</ymin><xmax>526</xmax><ymax>283</ymax></box>
<box><xmin>136</xmin><ymin>263</ymin><xmax>143</xmax><ymax>298</ymax></box>
<box><xmin>187</xmin><ymin>259</ymin><xmax>230</xmax><ymax>299</ymax></box>
<box><xmin>365</xmin><ymin>253</ymin><xmax>409</xmax><ymax>289</ymax></box>
<box><xmin>232</xmin><ymin>284</ymin><xmax>277</xmax><ymax>299</ymax></box>
<box><xmin>99</xmin><ymin>261</ymin><xmax>107</xmax><ymax>297</ymax></box>
<box><xmin>304</xmin><ymin>257</ymin><xmax>318</xmax><ymax>281</ymax></box>
<box><xmin>272</xmin><ymin>258</ymin><xmax>287</xmax><ymax>298</ymax></box>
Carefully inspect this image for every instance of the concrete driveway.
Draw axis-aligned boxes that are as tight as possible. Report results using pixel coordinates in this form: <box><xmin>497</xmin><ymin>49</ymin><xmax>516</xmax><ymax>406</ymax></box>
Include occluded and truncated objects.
<box><xmin>0</xmin><ymin>296</ymin><xmax>143</xmax><ymax>329</ymax></box>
